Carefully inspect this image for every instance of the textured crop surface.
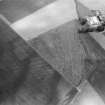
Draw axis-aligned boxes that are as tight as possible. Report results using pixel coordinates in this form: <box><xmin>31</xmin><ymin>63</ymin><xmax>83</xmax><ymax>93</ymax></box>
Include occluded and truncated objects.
<box><xmin>0</xmin><ymin>17</ymin><xmax>77</xmax><ymax>105</ymax></box>
<box><xmin>0</xmin><ymin>18</ymin><xmax>59</xmax><ymax>104</ymax></box>
<box><xmin>29</xmin><ymin>18</ymin><xmax>105</xmax><ymax>87</ymax></box>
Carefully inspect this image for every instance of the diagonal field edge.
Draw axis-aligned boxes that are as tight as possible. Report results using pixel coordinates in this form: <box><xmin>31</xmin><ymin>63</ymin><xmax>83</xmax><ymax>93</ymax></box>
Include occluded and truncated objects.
<box><xmin>11</xmin><ymin>0</ymin><xmax>105</xmax><ymax>87</ymax></box>
<box><xmin>11</xmin><ymin>0</ymin><xmax>77</xmax><ymax>41</ymax></box>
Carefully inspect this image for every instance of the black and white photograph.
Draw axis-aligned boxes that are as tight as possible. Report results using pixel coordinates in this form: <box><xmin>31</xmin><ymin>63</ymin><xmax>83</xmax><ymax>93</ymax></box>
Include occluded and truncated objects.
<box><xmin>0</xmin><ymin>0</ymin><xmax>105</xmax><ymax>105</ymax></box>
